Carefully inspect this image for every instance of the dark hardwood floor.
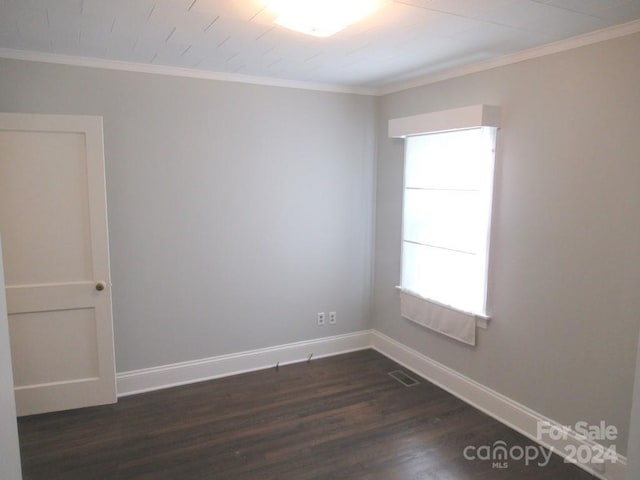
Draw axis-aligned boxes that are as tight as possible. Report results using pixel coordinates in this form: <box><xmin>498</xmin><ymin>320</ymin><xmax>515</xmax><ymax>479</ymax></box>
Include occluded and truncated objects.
<box><xmin>18</xmin><ymin>350</ymin><xmax>595</xmax><ymax>479</ymax></box>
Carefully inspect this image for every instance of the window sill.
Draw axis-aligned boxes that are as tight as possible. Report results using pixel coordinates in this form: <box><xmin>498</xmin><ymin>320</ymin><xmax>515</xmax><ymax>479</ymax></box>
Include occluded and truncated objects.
<box><xmin>394</xmin><ymin>286</ymin><xmax>490</xmax><ymax>330</ymax></box>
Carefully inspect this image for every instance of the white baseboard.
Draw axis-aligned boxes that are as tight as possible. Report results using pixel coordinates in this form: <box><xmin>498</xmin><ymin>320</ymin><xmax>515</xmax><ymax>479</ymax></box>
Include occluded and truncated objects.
<box><xmin>371</xmin><ymin>330</ymin><xmax>627</xmax><ymax>480</ymax></box>
<box><xmin>116</xmin><ymin>330</ymin><xmax>373</xmax><ymax>397</ymax></box>
<box><xmin>116</xmin><ymin>328</ymin><xmax>628</xmax><ymax>480</ymax></box>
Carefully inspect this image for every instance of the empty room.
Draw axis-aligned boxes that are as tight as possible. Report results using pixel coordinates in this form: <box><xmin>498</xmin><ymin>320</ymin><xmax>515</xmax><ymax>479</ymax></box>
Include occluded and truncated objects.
<box><xmin>1</xmin><ymin>1</ymin><xmax>640</xmax><ymax>479</ymax></box>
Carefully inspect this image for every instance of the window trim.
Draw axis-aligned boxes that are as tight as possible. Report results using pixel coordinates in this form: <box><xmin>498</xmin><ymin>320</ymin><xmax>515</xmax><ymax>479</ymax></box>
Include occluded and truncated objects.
<box><xmin>389</xmin><ymin>105</ymin><xmax>501</xmax><ymax>338</ymax></box>
<box><xmin>389</xmin><ymin>105</ymin><xmax>501</xmax><ymax>139</ymax></box>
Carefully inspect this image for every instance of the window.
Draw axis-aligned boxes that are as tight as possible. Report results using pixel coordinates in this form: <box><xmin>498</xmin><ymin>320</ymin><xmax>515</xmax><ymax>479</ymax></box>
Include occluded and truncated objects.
<box><xmin>401</xmin><ymin>127</ymin><xmax>497</xmax><ymax>316</ymax></box>
<box><xmin>389</xmin><ymin>105</ymin><xmax>500</xmax><ymax>345</ymax></box>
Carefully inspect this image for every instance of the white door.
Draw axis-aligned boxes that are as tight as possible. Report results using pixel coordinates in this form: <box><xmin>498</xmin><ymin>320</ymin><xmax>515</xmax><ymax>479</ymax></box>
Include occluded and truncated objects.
<box><xmin>0</xmin><ymin>113</ymin><xmax>116</xmax><ymax>416</ymax></box>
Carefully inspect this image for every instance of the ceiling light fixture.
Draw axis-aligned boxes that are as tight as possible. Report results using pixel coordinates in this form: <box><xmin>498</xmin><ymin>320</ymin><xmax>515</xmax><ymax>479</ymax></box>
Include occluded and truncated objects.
<box><xmin>266</xmin><ymin>0</ymin><xmax>384</xmax><ymax>38</ymax></box>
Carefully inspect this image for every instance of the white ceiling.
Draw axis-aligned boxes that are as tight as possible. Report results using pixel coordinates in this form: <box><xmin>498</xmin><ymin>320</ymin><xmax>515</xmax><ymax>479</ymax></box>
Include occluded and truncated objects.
<box><xmin>1</xmin><ymin>0</ymin><xmax>640</xmax><ymax>90</ymax></box>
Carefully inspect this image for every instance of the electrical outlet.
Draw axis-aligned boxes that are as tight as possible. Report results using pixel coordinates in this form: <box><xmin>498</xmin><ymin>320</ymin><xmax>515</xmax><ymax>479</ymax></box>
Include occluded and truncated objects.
<box><xmin>317</xmin><ymin>312</ymin><xmax>325</xmax><ymax>326</ymax></box>
<box><xmin>329</xmin><ymin>312</ymin><xmax>337</xmax><ymax>325</ymax></box>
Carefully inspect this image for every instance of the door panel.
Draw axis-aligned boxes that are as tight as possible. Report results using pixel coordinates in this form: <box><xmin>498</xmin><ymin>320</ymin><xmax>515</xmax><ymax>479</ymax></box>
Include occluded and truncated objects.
<box><xmin>0</xmin><ymin>113</ymin><xmax>116</xmax><ymax>416</ymax></box>
<box><xmin>9</xmin><ymin>308</ymin><xmax>99</xmax><ymax>387</ymax></box>
<box><xmin>0</xmin><ymin>131</ymin><xmax>93</xmax><ymax>285</ymax></box>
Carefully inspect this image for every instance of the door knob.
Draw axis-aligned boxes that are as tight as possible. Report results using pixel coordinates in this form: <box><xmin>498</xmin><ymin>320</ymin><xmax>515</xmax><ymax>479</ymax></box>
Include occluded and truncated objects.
<box><xmin>95</xmin><ymin>281</ymin><xmax>106</xmax><ymax>291</ymax></box>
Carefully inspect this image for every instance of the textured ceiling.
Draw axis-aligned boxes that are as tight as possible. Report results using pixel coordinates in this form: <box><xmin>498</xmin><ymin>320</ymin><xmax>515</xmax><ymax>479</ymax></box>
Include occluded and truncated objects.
<box><xmin>1</xmin><ymin>0</ymin><xmax>640</xmax><ymax>89</ymax></box>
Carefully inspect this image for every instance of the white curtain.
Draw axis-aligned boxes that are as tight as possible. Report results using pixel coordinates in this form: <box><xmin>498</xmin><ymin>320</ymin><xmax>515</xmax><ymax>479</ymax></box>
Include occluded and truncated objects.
<box><xmin>399</xmin><ymin>288</ymin><xmax>476</xmax><ymax>346</ymax></box>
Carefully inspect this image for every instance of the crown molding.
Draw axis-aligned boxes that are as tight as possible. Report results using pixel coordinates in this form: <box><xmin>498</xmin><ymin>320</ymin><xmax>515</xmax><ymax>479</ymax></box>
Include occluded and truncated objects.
<box><xmin>376</xmin><ymin>18</ymin><xmax>640</xmax><ymax>96</ymax></box>
<box><xmin>0</xmin><ymin>48</ymin><xmax>377</xmax><ymax>96</ymax></box>
<box><xmin>1</xmin><ymin>18</ymin><xmax>639</xmax><ymax>98</ymax></box>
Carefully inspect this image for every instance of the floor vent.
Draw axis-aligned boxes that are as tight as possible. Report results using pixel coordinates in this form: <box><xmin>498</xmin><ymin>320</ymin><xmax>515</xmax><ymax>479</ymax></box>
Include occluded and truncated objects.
<box><xmin>388</xmin><ymin>370</ymin><xmax>420</xmax><ymax>387</ymax></box>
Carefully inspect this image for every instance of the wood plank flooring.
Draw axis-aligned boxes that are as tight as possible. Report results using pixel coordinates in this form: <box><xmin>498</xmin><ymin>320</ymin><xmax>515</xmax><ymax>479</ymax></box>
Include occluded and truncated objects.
<box><xmin>18</xmin><ymin>350</ymin><xmax>595</xmax><ymax>479</ymax></box>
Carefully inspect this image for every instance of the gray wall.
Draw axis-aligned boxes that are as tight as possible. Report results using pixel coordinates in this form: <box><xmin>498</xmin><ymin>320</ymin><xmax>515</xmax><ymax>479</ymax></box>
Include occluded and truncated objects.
<box><xmin>0</xmin><ymin>58</ymin><xmax>377</xmax><ymax>372</ymax></box>
<box><xmin>373</xmin><ymin>32</ymin><xmax>640</xmax><ymax>455</ymax></box>
<box><xmin>0</xmin><ymin>238</ymin><xmax>22</xmax><ymax>480</ymax></box>
<box><xmin>1</xmin><ymin>30</ymin><xmax>639</xmax><ymax>460</ymax></box>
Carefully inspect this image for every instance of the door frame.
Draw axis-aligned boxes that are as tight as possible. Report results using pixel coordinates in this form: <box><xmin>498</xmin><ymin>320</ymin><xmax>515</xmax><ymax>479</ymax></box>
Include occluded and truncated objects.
<box><xmin>0</xmin><ymin>236</ymin><xmax>22</xmax><ymax>480</ymax></box>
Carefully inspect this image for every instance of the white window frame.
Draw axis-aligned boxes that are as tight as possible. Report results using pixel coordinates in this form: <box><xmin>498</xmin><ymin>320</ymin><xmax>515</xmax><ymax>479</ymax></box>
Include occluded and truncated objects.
<box><xmin>390</xmin><ymin>105</ymin><xmax>501</xmax><ymax>337</ymax></box>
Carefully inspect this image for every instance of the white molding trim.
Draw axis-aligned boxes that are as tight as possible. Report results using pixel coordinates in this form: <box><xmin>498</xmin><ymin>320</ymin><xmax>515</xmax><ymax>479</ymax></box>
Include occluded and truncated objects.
<box><xmin>378</xmin><ymin>18</ymin><xmax>640</xmax><ymax>95</ymax></box>
<box><xmin>116</xmin><ymin>329</ymin><xmax>628</xmax><ymax>479</ymax></box>
<box><xmin>116</xmin><ymin>330</ymin><xmax>373</xmax><ymax>397</ymax></box>
<box><xmin>389</xmin><ymin>104</ymin><xmax>501</xmax><ymax>138</ymax></box>
<box><xmin>2</xmin><ymin>19</ymin><xmax>639</xmax><ymax>98</ymax></box>
<box><xmin>371</xmin><ymin>330</ymin><xmax>627</xmax><ymax>480</ymax></box>
<box><xmin>0</xmin><ymin>48</ymin><xmax>376</xmax><ymax>96</ymax></box>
